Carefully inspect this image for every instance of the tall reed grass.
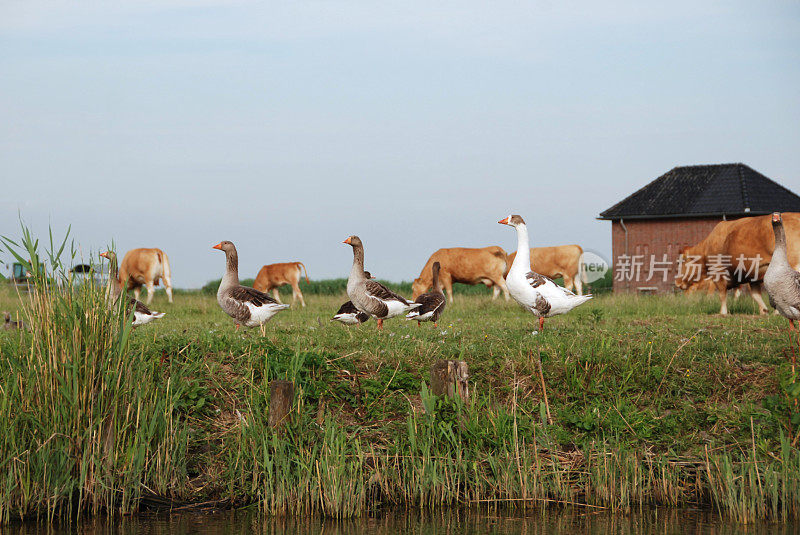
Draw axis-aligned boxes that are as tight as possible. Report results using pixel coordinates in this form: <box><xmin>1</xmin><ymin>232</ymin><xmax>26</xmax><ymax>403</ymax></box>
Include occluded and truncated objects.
<box><xmin>0</xmin><ymin>224</ymin><xmax>189</xmax><ymax>523</ymax></box>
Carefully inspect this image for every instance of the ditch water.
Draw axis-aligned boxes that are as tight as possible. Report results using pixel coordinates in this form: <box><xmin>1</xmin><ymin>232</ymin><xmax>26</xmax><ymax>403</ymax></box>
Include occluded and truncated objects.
<box><xmin>3</xmin><ymin>508</ymin><xmax>797</xmax><ymax>535</ymax></box>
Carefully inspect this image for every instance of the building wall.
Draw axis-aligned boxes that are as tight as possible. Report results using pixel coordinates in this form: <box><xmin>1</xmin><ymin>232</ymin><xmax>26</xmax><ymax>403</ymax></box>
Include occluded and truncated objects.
<box><xmin>610</xmin><ymin>217</ymin><xmax>731</xmax><ymax>293</ymax></box>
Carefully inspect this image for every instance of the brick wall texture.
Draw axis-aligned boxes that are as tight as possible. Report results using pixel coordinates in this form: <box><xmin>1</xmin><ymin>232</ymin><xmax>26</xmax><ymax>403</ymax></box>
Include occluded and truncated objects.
<box><xmin>610</xmin><ymin>217</ymin><xmax>748</xmax><ymax>293</ymax></box>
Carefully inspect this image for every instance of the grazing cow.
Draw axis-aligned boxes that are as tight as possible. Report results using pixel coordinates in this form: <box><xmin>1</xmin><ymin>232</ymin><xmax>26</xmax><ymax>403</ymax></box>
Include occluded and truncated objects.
<box><xmin>683</xmin><ymin>278</ymin><xmax>749</xmax><ymax>299</ymax></box>
<box><xmin>253</xmin><ymin>262</ymin><xmax>309</xmax><ymax>307</ymax></box>
<box><xmin>412</xmin><ymin>246</ymin><xmax>509</xmax><ymax>303</ymax></box>
<box><xmin>675</xmin><ymin>213</ymin><xmax>800</xmax><ymax>314</ymax></box>
<box><xmin>118</xmin><ymin>248</ymin><xmax>173</xmax><ymax>305</ymax></box>
<box><xmin>507</xmin><ymin>244</ymin><xmax>585</xmax><ymax>295</ymax></box>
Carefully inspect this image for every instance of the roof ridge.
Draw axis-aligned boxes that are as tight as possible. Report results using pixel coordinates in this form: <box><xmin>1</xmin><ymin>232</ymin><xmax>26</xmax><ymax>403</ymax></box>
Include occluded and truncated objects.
<box><xmin>745</xmin><ymin>164</ymin><xmax>800</xmax><ymax>201</ymax></box>
<box><xmin>673</xmin><ymin>162</ymin><xmax>740</xmax><ymax>170</ymax></box>
<box><xmin>738</xmin><ymin>164</ymin><xmax>750</xmax><ymax>212</ymax></box>
<box><xmin>598</xmin><ymin>167</ymin><xmax>678</xmax><ymax>218</ymax></box>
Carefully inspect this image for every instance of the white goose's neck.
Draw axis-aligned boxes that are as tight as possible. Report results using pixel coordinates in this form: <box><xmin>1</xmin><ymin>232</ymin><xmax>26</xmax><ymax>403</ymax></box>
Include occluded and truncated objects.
<box><xmin>511</xmin><ymin>223</ymin><xmax>531</xmax><ymax>272</ymax></box>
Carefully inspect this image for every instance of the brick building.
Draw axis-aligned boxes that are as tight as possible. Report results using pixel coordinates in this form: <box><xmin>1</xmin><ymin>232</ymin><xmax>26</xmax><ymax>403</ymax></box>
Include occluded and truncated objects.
<box><xmin>598</xmin><ymin>163</ymin><xmax>800</xmax><ymax>293</ymax></box>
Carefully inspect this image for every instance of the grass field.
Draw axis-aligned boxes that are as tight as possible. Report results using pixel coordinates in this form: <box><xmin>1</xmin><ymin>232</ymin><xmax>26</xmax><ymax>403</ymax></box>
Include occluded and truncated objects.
<box><xmin>1</xmin><ymin>278</ymin><xmax>799</xmax><ymax>524</ymax></box>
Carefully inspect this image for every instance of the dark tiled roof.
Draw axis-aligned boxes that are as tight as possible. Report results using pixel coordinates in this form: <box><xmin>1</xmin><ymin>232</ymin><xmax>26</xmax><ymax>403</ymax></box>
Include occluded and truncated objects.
<box><xmin>599</xmin><ymin>163</ymin><xmax>800</xmax><ymax>220</ymax></box>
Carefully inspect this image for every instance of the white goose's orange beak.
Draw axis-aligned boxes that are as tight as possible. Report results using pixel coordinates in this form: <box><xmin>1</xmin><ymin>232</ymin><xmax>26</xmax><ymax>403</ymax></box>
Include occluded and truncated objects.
<box><xmin>498</xmin><ymin>217</ymin><xmax>510</xmax><ymax>225</ymax></box>
<box><xmin>212</xmin><ymin>242</ymin><xmax>222</xmax><ymax>250</ymax></box>
<box><xmin>343</xmin><ymin>237</ymin><xmax>352</xmax><ymax>245</ymax></box>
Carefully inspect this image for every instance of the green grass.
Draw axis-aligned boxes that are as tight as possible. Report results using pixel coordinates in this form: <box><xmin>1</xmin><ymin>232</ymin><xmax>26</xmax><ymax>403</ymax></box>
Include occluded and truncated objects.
<box><xmin>1</xmin><ymin>274</ymin><xmax>799</xmax><ymax>524</ymax></box>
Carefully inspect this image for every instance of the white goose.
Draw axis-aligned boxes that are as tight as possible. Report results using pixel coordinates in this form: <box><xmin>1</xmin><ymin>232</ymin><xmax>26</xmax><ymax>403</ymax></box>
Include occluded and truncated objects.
<box><xmin>499</xmin><ymin>214</ymin><xmax>592</xmax><ymax>333</ymax></box>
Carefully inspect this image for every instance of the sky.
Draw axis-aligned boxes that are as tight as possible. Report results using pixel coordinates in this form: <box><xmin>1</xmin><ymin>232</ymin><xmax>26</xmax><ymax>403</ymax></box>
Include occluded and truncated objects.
<box><xmin>2</xmin><ymin>1</ymin><xmax>799</xmax><ymax>288</ymax></box>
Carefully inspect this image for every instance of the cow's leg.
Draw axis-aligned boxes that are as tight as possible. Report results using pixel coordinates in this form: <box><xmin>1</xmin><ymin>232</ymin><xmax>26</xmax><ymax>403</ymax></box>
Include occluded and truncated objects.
<box><xmin>492</xmin><ymin>286</ymin><xmax>500</xmax><ymax>300</ymax></box>
<box><xmin>495</xmin><ymin>277</ymin><xmax>510</xmax><ymax>301</ymax></box>
<box><xmin>165</xmin><ymin>281</ymin><xmax>173</xmax><ymax>303</ymax></box>
<box><xmin>272</xmin><ymin>288</ymin><xmax>283</xmax><ymax>304</ymax></box>
<box><xmin>145</xmin><ymin>281</ymin><xmax>155</xmax><ymax>305</ymax></box>
<box><xmin>563</xmin><ymin>275</ymin><xmax>574</xmax><ymax>293</ymax></box>
<box><xmin>715</xmin><ymin>280</ymin><xmax>728</xmax><ymax>315</ymax></box>
<box><xmin>748</xmin><ymin>282</ymin><xmax>769</xmax><ymax>315</ymax></box>
<box><xmin>133</xmin><ymin>287</ymin><xmax>141</xmax><ymax>302</ymax></box>
<box><xmin>292</xmin><ymin>283</ymin><xmax>306</xmax><ymax>307</ymax></box>
<box><xmin>439</xmin><ymin>272</ymin><xmax>454</xmax><ymax>303</ymax></box>
<box><xmin>574</xmin><ymin>273</ymin><xmax>583</xmax><ymax>296</ymax></box>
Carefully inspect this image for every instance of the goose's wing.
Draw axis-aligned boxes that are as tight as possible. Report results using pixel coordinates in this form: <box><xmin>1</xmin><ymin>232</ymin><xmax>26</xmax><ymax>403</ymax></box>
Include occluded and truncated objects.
<box><xmin>527</xmin><ymin>271</ymin><xmax>577</xmax><ymax>297</ymax></box>
<box><xmin>336</xmin><ymin>301</ymin><xmax>359</xmax><ymax>315</ymax></box>
<box><xmin>525</xmin><ymin>271</ymin><xmax>553</xmax><ymax>289</ymax></box>
<box><xmin>221</xmin><ymin>285</ymin><xmax>282</xmax><ymax>323</ymax></box>
<box><xmin>364</xmin><ymin>280</ymin><xmax>410</xmax><ymax>305</ymax></box>
<box><xmin>524</xmin><ymin>272</ymin><xmax>553</xmax><ymax>316</ymax></box>
<box><xmin>131</xmin><ymin>298</ymin><xmax>155</xmax><ymax>315</ymax></box>
<box><xmin>122</xmin><ymin>296</ymin><xmax>157</xmax><ymax>316</ymax></box>
<box><xmin>416</xmin><ymin>291</ymin><xmax>446</xmax><ymax>314</ymax></box>
<box><xmin>785</xmin><ymin>270</ymin><xmax>800</xmax><ymax>307</ymax></box>
<box><xmin>228</xmin><ymin>285</ymin><xmax>281</xmax><ymax>307</ymax></box>
<box><xmin>792</xmin><ymin>270</ymin><xmax>800</xmax><ymax>294</ymax></box>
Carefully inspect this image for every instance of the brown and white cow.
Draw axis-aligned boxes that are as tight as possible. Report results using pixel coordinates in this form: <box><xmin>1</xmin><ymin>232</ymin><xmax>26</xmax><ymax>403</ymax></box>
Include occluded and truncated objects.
<box><xmin>253</xmin><ymin>262</ymin><xmax>309</xmax><ymax>307</ymax></box>
<box><xmin>412</xmin><ymin>246</ymin><xmax>509</xmax><ymax>303</ymax></box>
<box><xmin>118</xmin><ymin>248</ymin><xmax>173</xmax><ymax>305</ymax></box>
<box><xmin>507</xmin><ymin>244</ymin><xmax>585</xmax><ymax>295</ymax></box>
<box><xmin>675</xmin><ymin>213</ymin><xmax>800</xmax><ymax>314</ymax></box>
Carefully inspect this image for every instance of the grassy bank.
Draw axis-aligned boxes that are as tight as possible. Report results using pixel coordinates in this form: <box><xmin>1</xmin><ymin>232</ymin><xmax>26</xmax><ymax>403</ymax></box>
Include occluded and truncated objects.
<box><xmin>1</xmin><ymin>276</ymin><xmax>799</xmax><ymax>524</ymax></box>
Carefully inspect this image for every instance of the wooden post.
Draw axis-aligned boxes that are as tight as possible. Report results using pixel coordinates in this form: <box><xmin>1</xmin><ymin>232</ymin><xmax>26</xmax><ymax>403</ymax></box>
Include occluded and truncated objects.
<box><xmin>430</xmin><ymin>360</ymin><xmax>469</xmax><ymax>402</ymax></box>
<box><xmin>268</xmin><ymin>380</ymin><xmax>294</xmax><ymax>429</ymax></box>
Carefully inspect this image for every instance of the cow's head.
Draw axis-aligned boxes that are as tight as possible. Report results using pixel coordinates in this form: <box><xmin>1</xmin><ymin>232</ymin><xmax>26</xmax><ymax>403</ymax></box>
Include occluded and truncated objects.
<box><xmin>412</xmin><ymin>278</ymin><xmax>428</xmax><ymax>300</ymax></box>
<box><xmin>682</xmin><ymin>278</ymin><xmax>716</xmax><ymax>294</ymax></box>
<box><xmin>674</xmin><ymin>245</ymin><xmax>705</xmax><ymax>291</ymax></box>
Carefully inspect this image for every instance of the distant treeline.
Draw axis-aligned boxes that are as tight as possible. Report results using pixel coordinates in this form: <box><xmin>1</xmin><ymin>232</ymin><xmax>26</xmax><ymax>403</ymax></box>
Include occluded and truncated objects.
<box><xmin>200</xmin><ymin>270</ymin><xmax>613</xmax><ymax>296</ymax></box>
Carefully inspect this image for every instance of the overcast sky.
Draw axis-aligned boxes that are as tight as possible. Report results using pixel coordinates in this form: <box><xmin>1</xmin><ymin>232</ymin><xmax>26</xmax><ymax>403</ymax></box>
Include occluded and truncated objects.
<box><xmin>2</xmin><ymin>1</ymin><xmax>799</xmax><ymax>287</ymax></box>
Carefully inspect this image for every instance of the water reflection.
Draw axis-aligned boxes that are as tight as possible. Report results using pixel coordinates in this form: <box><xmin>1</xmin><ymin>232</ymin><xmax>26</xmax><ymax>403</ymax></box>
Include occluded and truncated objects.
<box><xmin>2</xmin><ymin>508</ymin><xmax>795</xmax><ymax>535</ymax></box>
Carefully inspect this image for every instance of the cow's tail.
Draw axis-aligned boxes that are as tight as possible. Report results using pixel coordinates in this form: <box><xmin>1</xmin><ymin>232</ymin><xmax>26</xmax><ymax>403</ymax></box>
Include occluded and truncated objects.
<box><xmin>489</xmin><ymin>246</ymin><xmax>507</xmax><ymax>260</ymax></box>
<box><xmin>160</xmin><ymin>250</ymin><xmax>172</xmax><ymax>288</ymax></box>
<box><xmin>298</xmin><ymin>262</ymin><xmax>310</xmax><ymax>283</ymax></box>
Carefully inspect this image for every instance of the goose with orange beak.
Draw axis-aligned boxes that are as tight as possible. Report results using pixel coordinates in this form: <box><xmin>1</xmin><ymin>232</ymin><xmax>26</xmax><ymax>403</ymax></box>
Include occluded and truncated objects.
<box><xmin>333</xmin><ymin>271</ymin><xmax>374</xmax><ymax>325</ymax></box>
<box><xmin>213</xmin><ymin>241</ymin><xmax>289</xmax><ymax>331</ymax></box>
<box><xmin>499</xmin><ymin>215</ymin><xmax>592</xmax><ymax>333</ymax></box>
<box><xmin>764</xmin><ymin>213</ymin><xmax>800</xmax><ymax>347</ymax></box>
<box><xmin>100</xmin><ymin>250</ymin><xmax>165</xmax><ymax>326</ymax></box>
<box><xmin>343</xmin><ymin>236</ymin><xmax>420</xmax><ymax>330</ymax></box>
